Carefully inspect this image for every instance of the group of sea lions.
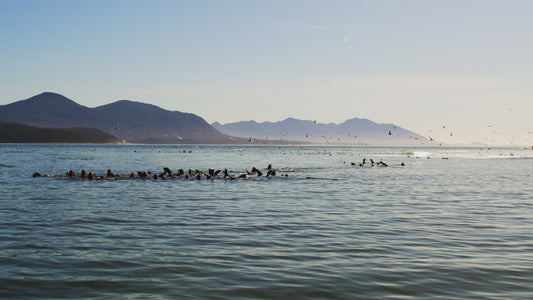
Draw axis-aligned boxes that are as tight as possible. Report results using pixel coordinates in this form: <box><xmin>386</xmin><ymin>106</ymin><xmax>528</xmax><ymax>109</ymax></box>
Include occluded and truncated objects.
<box><xmin>349</xmin><ymin>158</ymin><xmax>405</xmax><ymax>167</ymax></box>
<box><xmin>33</xmin><ymin>164</ymin><xmax>286</xmax><ymax>181</ymax></box>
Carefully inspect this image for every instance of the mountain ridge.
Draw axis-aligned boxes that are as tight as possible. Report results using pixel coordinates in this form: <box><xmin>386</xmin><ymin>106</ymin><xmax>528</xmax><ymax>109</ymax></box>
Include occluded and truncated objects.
<box><xmin>213</xmin><ymin>117</ymin><xmax>428</xmax><ymax>145</ymax></box>
<box><xmin>0</xmin><ymin>121</ymin><xmax>117</xmax><ymax>143</ymax></box>
<box><xmin>0</xmin><ymin>92</ymin><xmax>242</xmax><ymax>144</ymax></box>
<box><xmin>1</xmin><ymin>92</ymin><xmax>427</xmax><ymax>145</ymax></box>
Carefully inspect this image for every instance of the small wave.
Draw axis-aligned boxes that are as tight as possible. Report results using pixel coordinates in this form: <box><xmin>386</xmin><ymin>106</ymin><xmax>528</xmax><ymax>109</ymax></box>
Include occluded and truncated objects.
<box><xmin>277</xmin><ymin>167</ymin><xmax>301</xmax><ymax>172</ymax></box>
<box><xmin>303</xmin><ymin>176</ymin><xmax>341</xmax><ymax>181</ymax></box>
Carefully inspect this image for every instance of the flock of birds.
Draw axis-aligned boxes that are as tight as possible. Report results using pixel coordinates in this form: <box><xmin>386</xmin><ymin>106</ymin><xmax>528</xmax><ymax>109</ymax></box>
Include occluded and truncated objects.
<box><xmin>249</xmin><ymin>123</ymin><xmax>532</xmax><ymax>147</ymax></box>
<box><xmin>112</xmin><ymin>118</ymin><xmax>531</xmax><ymax>146</ymax></box>
<box><xmin>32</xmin><ymin>164</ymin><xmax>288</xmax><ymax>181</ymax></box>
<box><xmin>244</xmin><ymin>122</ymin><xmax>451</xmax><ymax>145</ymax></box>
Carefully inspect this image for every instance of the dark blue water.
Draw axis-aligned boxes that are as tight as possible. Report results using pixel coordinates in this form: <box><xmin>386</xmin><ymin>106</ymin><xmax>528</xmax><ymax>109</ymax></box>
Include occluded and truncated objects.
<box><xmin>1</xmin><ymin>144</ymin><xmax>532</xmax><ymax>299</ymax></box>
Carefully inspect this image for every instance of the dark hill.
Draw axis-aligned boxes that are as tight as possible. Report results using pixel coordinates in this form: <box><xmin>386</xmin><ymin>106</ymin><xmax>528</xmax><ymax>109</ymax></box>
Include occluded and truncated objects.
<box><xmin>0</xmin><ymin>92</ymin><xmax>243</xmax><ymax>144</ymax></box>
<box><xmin>0</xmin><ymin>92</ymin><xmax>95</xmax><ymax>128</ymax></box>
<box><xmin>93</xmin><ymin>100</ymin><xmax>232</xmax><ymax>143</ymax></box>
<box><xmin>0</xmin><ymin>121</ymin><xmax>117</xmax><ymax>143</ymax></box>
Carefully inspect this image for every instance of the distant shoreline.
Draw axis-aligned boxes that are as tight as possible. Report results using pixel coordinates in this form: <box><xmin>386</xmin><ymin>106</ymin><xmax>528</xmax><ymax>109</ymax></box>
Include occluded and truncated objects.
<box><xmin>1</xmin><ymin>142</ymin><xmax>529</xmax><ymax>148</ymax></box>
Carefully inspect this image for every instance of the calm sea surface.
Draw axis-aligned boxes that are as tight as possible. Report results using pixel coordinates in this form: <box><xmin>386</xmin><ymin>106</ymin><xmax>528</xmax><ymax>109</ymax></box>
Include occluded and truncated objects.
<box><xmin>1</xmin><ymin>144</ymin><xmax>532</xmax><ymax>299</ymax></box>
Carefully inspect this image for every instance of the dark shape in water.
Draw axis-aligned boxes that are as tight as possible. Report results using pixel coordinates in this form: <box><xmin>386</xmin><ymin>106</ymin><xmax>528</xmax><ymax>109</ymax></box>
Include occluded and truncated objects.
<box><xmin>163</xmin><ymin>167</ymin><xmax>173</xmax><ymax>177</ymax></box>
<box><xmin>252</xmin><ymin>167</ymin><xmax>263</xmax><ymax>176</ymax></box>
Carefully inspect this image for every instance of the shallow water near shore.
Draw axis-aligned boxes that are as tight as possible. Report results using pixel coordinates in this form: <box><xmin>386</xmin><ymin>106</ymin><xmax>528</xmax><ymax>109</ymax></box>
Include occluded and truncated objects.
<box><xmin>1</xmin><ymin>144</ymin><xmax>532</xmax><ymax>299</ymax></box>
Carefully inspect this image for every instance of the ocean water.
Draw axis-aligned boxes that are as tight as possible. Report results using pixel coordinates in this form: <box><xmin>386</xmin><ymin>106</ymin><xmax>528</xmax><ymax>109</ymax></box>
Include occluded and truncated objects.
<box><xmin>1</xmin><ymin>144</ymin><xmax>532</xmax><ymax>299</ymax></box>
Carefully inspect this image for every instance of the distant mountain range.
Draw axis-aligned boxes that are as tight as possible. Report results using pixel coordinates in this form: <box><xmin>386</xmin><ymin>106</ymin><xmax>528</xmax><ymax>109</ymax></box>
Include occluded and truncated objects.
<box><xmin>212</xmin><ymin>118</ymin><xmax>427</xmax><ymax>145</ymax></box>
<box><xmin>0</xmin><ymin>92</ymin><xmax>427</xmax><ymax>145</ymax></box>
<box><xmin>0</xmin><ymin>92</ymin><xmax>244</xmax><ymax>144</ymax></box>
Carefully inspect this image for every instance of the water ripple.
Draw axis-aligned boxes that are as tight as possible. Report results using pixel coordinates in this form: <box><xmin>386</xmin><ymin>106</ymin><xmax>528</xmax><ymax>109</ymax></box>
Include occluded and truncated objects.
<box><xmin>1</xmin><ymin>145</ymin><xmax>532</xmax><ymax>299</ymax></box>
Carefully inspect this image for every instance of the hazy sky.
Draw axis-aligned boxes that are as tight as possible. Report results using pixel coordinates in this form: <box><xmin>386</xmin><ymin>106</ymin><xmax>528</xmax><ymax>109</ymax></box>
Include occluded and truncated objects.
<box><xmin>1</xmin><ymin>0</ymin><xmax>532</xmax><ymax>145</ymax></box>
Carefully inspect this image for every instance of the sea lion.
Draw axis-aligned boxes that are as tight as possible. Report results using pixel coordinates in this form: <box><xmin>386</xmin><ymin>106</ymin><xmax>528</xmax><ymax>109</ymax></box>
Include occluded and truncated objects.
<box><xmin>223</xmin><ymin>169</ymin><xmax>235</xmax><ymax>180</ymax></box>
<box><xmin>252</xmin><ymin>167</ymin><xmax>263</xmax><ymax>176</ymax></box>
<box><xmin>267</xmin><ymin>170</ymin><xmax>276</xmax><ymax>177</ymax></box>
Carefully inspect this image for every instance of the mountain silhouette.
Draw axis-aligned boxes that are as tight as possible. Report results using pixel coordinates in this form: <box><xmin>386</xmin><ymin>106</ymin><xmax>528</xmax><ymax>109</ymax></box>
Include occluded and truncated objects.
<box><xmin>1</xmin><ymin>92</ymin><xmax>428</xmax><ymax>145</ymax></box>
<box><xmin>213</xmin><ymin>117</ymin><xmax>428</xmax><ymax>145</ymax></box>
<box><xmin>0</xmin><ymin>92</ymin><xmax>243</xmax><ymax>144</ymax></box>
<box><xmin>0</xmin><ymin>121</ymin><xmax>117</xmax><ymax>143</ymax></box>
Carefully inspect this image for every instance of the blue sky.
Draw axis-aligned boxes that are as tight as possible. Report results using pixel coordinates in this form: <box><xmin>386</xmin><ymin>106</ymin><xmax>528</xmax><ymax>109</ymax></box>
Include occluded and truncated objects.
<box><xmin>1</xmin><ymin>0</ymin><xmax>532</xmax><ymax>145</ymax></box>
